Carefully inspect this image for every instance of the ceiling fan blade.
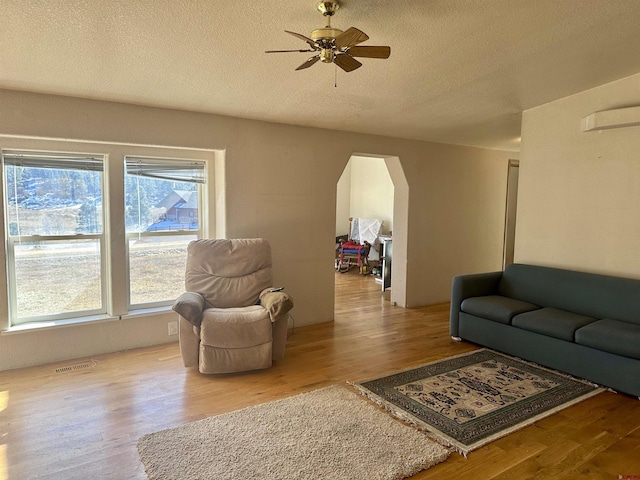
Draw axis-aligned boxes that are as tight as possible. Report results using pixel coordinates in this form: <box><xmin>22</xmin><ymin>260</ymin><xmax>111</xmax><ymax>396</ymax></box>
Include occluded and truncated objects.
<box><xmin>265</xmin><ymin>49</ymin><xmax>317</xmax><ymax>53</ymax></box>
<box><xmin>296</xmin><ymin>55</ymin><xmax>321</xmax><ymax>71</ymax></box>
<box><xmin>333</xmin><ymin>53</ymin><xmax>362</xmax><ymax>72</ymax></box>
<box><xmin>334</xmin><ymin>27</ymin><xmax>369</xmax><ymax>49</ymax></box>
<box><xmin>285</xmin><ymin>30</ymin><xmax>318</xmax><ymax>49</ymax></box>
<box><xmin>347</xmin><ymin>45</ymin><xmax>391</xmax><ymax>59</ymax></box>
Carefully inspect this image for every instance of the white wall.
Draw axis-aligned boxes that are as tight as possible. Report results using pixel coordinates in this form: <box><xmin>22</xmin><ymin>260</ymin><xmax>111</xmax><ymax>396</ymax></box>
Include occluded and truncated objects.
<box><xmin>335</xmin><ymin>161</ymin><xmax>351</xmax><ymax>237</ymax></box>
<box><xmin>516</xmin><ymin>72</ymin><xmax>640</xmax><ymax>278</ymax></box>
<box><xmin>348</xmin><ymin>156</ymin><xmax>394</xmax><ymax>235</ymax></box>
<box><xmin>0</xmin><ymin>88</ymin><xmax>513</xmax><ymax>369</ymax></box>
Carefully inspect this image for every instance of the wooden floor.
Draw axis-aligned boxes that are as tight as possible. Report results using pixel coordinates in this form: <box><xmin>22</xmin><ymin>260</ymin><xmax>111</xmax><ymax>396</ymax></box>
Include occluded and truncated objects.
<box><xmin>2</xmin><ymin>271</ymin><xmax>640</xmax><ymax>479</ymax></box>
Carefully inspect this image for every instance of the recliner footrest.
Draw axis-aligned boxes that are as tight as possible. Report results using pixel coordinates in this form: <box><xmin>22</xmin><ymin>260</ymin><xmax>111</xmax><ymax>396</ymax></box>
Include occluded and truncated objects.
<box><xmin>199</xmin><ymin>343</ymin><xmax>272</xmax><ymax>374</ymax></box>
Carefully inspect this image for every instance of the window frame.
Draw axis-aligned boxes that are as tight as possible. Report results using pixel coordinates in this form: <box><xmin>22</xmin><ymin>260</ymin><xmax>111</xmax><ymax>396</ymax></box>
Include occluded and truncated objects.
<box><xmin>0</xmin><ymin>137</ymin><xmax>215</xmax><ymax>330</ymax></box>
<box><xmin>124</xmin><ymin>155</ymin><xmax>206</xmax><ymax>310</ymax></box>
<box><xmin>125</xmin><ymin>230</ymin><xmax>200</xmax><ymax>309</ymax></box>
<box><xmin>6</xmin><ymin>235</ymin><xmax>108</xmax><ymax>324</ymax></box>
<box><xmin>2</xmin><ymin>150</ymin><xmax>108</xmax><ymax>325</ymax></box>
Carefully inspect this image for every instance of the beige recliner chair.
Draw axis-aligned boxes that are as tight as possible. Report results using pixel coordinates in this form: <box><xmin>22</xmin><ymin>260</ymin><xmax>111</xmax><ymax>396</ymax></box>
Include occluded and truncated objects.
<box><xmin>172</xmin><ymin>238</ymin><xmax>293</xmax><ymax>374</ymax></box>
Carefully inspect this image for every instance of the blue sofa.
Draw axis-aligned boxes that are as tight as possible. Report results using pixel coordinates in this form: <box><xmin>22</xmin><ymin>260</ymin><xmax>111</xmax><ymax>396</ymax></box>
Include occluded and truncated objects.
<box><xmin>450</xmin><ymin>263</ymin><xmax>640</xmax><ymax>397</ymax></box>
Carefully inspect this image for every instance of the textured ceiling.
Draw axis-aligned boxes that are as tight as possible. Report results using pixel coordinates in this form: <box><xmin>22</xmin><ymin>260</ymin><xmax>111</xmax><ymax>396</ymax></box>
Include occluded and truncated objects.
<box><xmin>2</xmin><ymin>1</ymin><xmax>640</xmax><ymax>151</ymax></box>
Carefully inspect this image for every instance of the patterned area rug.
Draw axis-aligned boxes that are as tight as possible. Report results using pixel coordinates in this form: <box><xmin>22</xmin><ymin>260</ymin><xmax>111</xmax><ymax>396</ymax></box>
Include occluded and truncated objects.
<box><xmin>351</xmin><ymin>349</ymin><xmax>604</xmax><ymax>455</ymax></box>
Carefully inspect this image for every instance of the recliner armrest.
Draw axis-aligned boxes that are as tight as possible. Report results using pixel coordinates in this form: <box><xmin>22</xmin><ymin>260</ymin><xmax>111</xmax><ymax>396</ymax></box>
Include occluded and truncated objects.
<box><xmin>259</xmin><ymin>290</ymin><xmax>294</xmax><ymax>323</ymax></box>
<box><xmin>172</xmin><ymin>291</ymin><xmax>205</xmax><ymax>327</ymax></box>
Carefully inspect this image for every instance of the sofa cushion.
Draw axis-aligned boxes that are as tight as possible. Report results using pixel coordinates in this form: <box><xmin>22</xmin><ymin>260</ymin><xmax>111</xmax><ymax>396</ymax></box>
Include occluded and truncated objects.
<box><xmin>575</xmin><ymin>319</ymin><xmax>640</xmax><ymax>360</ymax></box>
<box><xmin>460</xmin><ymin>295</ymin><xmax>540</xmax><ymax>325</ymax></box>
<box><xmin>512</xmin><ymin>308</ymin><xmax>597</xmax><ymax>342</ymax></box>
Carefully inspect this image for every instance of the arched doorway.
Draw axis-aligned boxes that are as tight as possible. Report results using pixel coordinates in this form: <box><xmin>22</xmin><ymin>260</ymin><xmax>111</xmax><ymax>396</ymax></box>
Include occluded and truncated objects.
<box><xmin>334</xmin><ymin>154</ymin><xmax>408</xmax><ymax>309</ymax></box>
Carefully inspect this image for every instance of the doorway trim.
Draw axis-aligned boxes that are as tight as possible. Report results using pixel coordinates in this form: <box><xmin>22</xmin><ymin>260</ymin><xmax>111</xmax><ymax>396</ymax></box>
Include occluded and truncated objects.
<box><xmin>502</xmin><ymin>159</ymin><xmax>519</xmax><ymax>269</ymax></box>
<box><xmin>384</xmin><ymin>156</ymin><xmax>408</xmax><ymax>307</ymax></box>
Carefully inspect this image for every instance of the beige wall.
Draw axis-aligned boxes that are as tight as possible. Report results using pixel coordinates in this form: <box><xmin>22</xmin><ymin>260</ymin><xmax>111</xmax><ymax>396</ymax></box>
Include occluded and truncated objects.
<box><xmin>0</xmin><ymin>88</ymin><xmax>512</xmax><ymax>369</ymax></box>
<box><xmin>401</xmin><ymin>143</ymin><xmax>514</xmax><ymax>306</ymax></box>
<box><xmin>335</xmin><ymin>155</ymin><xmax>394</xmax><ymax>237</ymax></box>
<box><xmin>349</xmin><ymin>156</ymin><xmax>394</xmax><ymax>235</ymax></box>
<box><xmin>516</xmin><ymin>72</ymin><xmax>640</xmax><ymax>278</ymax></box>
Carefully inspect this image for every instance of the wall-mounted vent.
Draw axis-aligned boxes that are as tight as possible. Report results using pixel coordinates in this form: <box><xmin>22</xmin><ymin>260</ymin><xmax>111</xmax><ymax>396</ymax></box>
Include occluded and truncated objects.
<box><xmin>582</xmin><ymin>105</ymin><xmax>640</xmax><ymax>132</ymax></box>
<box><xmin>54</xmin><ymin>361</ymin><xmax>95</xmax><ymax>374</ymax></box>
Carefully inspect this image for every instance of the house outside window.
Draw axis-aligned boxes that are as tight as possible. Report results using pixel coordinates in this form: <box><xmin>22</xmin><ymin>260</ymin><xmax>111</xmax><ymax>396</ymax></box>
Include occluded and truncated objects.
<box><xmin>125</xmin><ymin>157</ymin><xmax>205</xmax><ymax>308</ymax></box>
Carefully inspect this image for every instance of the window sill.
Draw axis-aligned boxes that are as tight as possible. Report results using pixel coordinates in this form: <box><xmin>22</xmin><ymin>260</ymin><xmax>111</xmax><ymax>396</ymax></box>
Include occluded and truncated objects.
<box><xmin>1</xmin><ymin>314</ymin><xmax>119</xmax><ymax>336</ymax></box>
<box><xmin>1</xmin><ymin>307</ymin><xmax>174</xmax><ymax>336</ymax></box>
<box><xmin>120</xmin><ymin>306</ymin><xmax>174</xmax><ymax>320</ymax></box>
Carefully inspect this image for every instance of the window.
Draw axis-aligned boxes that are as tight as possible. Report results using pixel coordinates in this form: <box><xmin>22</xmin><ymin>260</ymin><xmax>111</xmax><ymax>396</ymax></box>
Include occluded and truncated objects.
<box><xmin>125</xmin><ymin>157</ymin><xmax>205</xmax><ymax>308</ymax></box>
<box><xmin>3</xmin><ymin>151</ymin><xmax>105</xmax><ymax>324</ymax></box>
<box><xmin>1</xmin><ymin>141</ymin><xmax>212</xmax><ymax>329</ymax></box>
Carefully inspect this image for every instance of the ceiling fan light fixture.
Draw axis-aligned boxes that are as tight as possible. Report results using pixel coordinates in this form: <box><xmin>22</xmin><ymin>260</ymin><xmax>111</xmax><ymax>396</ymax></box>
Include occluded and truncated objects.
<box><xmin>320</xmin><ymin>48</ymin><xmax>335</xmax><ymax>63</ymax></box>
<box><xmin>265</xmin><ymin>0</ymin><xmax>390</xmax><ymax>74</ymax></box>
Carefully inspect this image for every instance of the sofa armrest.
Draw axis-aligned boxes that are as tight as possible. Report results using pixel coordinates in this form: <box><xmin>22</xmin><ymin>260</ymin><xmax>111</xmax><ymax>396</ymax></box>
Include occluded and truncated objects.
<box><xmin>450</xmin><ymin>271</ymin><xmax>503</xmax><ymax>337</ymax></box>
<box><xmin>172</xmin><ymin>291</ymin><xmax>205</xmax><ymax>327</ymax></box>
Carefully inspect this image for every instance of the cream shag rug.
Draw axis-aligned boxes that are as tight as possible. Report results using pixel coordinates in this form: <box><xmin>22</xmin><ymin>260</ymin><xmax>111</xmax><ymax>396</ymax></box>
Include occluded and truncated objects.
<box><xmin>137</xmin><ymin>385</ymin><xmax>450</xmax><ymax>480</ymax></box>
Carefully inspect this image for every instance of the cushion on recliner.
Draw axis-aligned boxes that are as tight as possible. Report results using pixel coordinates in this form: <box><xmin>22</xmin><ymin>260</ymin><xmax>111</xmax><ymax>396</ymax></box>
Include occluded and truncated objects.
<box><xmin>460</xmin><ymin>295</ymin><xmax>540</xmax><ymax>324</ymax></box>
<box><xmin>200</xmin><ymin>306</ymin><xmax>272</xmax><ymax>349</ymax></box>
<box><xmin>512</xmin><ymin>307</ymin><xmax>597</xmax><ymax>341</ymax></box>
<box><xmin>575</xmin><ymin>319</ymin><xmax>640</xmax><ymax>360</ymax></box>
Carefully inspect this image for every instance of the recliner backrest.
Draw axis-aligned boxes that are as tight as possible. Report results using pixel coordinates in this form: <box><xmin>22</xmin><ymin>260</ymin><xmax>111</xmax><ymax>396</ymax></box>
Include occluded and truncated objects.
<box><xmin>185</xmin><ymin>238</ymin><xmax>273</xmax><ymax>308</ymax></box>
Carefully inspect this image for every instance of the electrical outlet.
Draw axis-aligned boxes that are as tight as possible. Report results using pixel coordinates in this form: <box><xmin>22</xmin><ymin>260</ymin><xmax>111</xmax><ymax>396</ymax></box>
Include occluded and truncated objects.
<box><xmin>168</xmin><ymin>320</ymin><xmax>178</xmax><ymax>336</ymax></box>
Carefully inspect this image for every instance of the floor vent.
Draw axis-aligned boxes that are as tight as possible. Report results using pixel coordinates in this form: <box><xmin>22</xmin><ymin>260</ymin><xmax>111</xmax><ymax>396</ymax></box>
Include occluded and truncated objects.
<box><xmin>54</xmin><ymin>361</ymin><xmax>95</xmax><ymax>374</ymax></box>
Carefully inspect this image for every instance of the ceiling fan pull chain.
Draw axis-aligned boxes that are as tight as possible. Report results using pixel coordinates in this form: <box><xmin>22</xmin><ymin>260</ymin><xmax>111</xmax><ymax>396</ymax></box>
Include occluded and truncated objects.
<box><xmin>335</xmin><ymin>64</ymin><xmax>338</xmax><ymax>88</ymax></box>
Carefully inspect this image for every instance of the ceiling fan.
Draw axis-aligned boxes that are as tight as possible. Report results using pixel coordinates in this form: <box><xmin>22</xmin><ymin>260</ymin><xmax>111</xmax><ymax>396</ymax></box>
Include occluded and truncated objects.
<box><xmin>265</xmin><ymin>0</ymin><xmax>391</xmax><ymax>73</ymax></box>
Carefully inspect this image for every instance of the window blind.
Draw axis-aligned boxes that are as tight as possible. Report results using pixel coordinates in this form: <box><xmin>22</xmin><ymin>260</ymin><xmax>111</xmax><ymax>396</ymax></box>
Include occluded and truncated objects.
<box><xmin>125</xmin><ymin>157</ymin><xmax>206</xmax><ymax>183</ymax></box>
<box><xmin>2</xmin><ymin>151</ymin><xmax>104</xmax><ymax>171</ymax></box>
